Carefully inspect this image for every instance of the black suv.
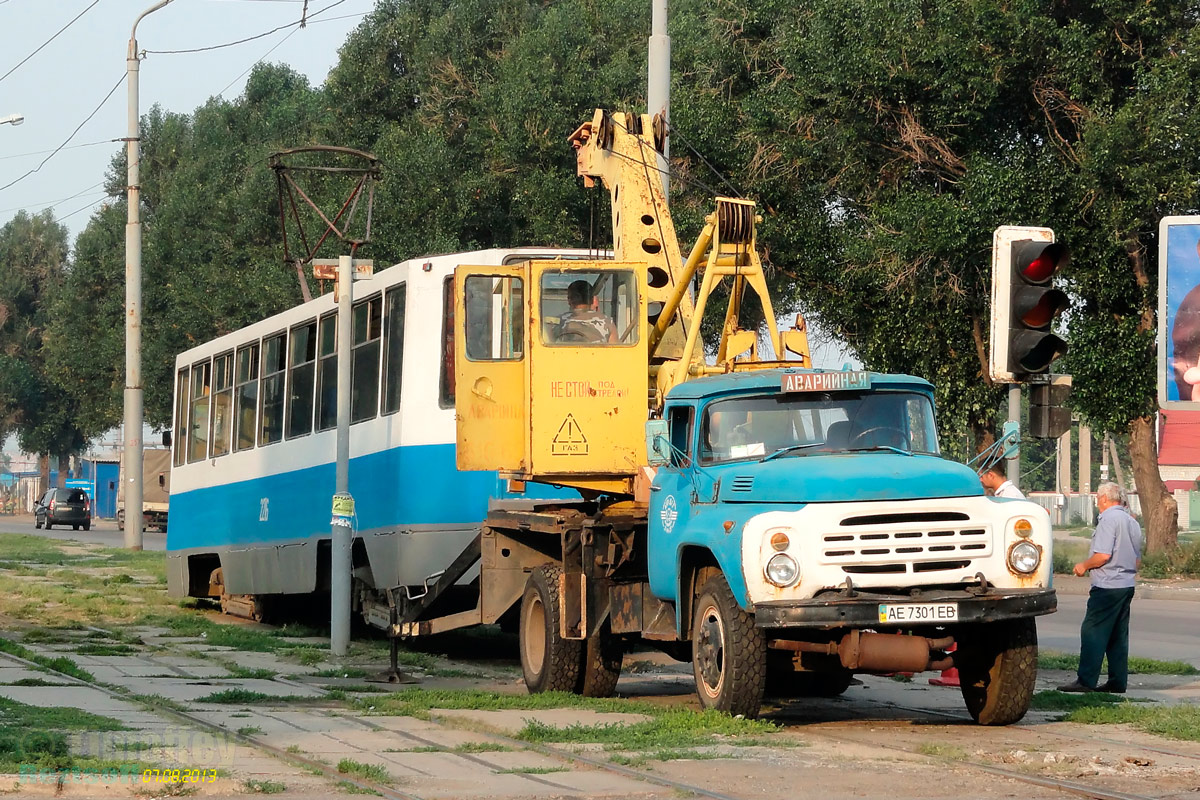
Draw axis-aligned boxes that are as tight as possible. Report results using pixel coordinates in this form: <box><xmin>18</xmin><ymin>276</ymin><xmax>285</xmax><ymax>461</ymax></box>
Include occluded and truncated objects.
<box><xmin>34</xmin><ymin>488</ymin><xmax>92</xmax><ymax>531</ymax></box>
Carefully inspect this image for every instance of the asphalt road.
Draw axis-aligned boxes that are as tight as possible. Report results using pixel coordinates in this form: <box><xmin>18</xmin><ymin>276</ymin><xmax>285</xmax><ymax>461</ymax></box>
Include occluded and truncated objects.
<box><xmin>1037</xmin><ymin>589</ymin><xmax>1200</xmax><ymax>668</ymax></box>
<box><xmin>0</xmin><ymin>515</ymin><xmax>166</xmax><ymax>551</ymax></box>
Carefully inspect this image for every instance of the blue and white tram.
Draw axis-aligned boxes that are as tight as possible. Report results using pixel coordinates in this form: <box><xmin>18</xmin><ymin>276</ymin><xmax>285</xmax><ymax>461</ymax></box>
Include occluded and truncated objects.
<box><xmin>166</xmin><ymin>248</ymin><xmax>588</xmax><ymax>625</ymax></box>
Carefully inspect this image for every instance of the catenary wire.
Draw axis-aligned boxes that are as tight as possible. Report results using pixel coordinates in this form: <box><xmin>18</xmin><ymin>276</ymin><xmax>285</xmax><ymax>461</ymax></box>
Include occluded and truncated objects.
<box><xmin>217</xmin><ymin>25</ymin><xmax>300</xmax><ymax>96</ymax></box>
<box><xmin>0</xmin><ymin>182</ymin><xmax>106</xmax><ymax>215</ymax></box>
<box><xmin>0</xmin><ymin>0</ymin><xmax>101</xmax><ymax>88</ymax></box>
<box><xmin>144</xmin><ymin>0</ymin><xmax>348</xmax><ymax>54</ymax></box>
<box><xmin>0</xmin><ymin>72</ymin><xmax>126</xmax><ymax>194</ymax></box>
<box><xmin>0</xmin><ymin>139</ymin><xmax>120</xmax><ymax>163</ymax></box>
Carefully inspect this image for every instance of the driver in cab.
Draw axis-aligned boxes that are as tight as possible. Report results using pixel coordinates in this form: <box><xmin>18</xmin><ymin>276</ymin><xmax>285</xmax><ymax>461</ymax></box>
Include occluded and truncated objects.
<box><xmin>556</xmin><ymin>280</ymin><xmax>618</xmax><ymax>344</ymax></box>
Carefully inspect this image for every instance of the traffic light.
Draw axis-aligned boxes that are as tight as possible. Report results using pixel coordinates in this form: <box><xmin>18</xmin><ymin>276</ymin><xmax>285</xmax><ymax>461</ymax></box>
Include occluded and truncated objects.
<box><xmin>989</xmin><ymin>226</ymin><xmax>1070</xmax><ymax>383</ymax></box>
<box><xmin>1029</xmin><ymin>375</ymin><xmax>1073</xmax><ymax>439</ymax></box>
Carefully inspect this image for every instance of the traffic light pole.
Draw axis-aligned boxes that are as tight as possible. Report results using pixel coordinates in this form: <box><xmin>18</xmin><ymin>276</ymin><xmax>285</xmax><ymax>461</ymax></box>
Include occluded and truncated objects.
<box><xmin>1007</xmin><ymin>385</ymin><xmax>1020</xmax><ymax>485</ymax></box>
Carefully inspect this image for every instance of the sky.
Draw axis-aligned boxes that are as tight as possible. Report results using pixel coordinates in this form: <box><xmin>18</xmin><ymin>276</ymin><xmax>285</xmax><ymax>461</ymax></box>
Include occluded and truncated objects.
<box><xmin>0</xmin><ymin>0</ymin><xmax>376</xmax><ymax>239</ymax></box>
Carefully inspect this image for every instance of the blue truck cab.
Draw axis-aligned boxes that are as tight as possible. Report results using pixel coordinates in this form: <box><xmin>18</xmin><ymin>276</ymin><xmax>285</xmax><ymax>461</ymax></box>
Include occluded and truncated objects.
<box><xmin>644</xmin><ymin>367</ymin><xmax>1056</xmax><ymax>725</ymax></box>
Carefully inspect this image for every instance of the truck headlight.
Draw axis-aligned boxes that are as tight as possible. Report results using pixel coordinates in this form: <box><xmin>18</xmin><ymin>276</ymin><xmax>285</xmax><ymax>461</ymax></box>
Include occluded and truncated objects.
<box><xmin>765</xmin><ymin>553</ymin><xmax>800</xmax><ymax>587</ymax></box>
<box><xmin>1008</xmin><ymin>541</ymin><xmax>1040</xmax><ymax>574</ymax></box>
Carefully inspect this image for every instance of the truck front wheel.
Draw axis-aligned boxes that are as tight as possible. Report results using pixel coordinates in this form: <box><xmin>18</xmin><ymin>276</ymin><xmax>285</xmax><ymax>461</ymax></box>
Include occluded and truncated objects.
<box><xmin>520</xmin><ymin>565</ymin><xmax>582</xmax><ymax>694</ymax></box>
<box><xmin>692</xmin><ymin>575</ymin><xmax>766</xmax><ymax>718</ymax></box>
<box><xmin>956</xmin><ymin>617</ymin><xmax>1038</xmax><ymax>725</ymax></box>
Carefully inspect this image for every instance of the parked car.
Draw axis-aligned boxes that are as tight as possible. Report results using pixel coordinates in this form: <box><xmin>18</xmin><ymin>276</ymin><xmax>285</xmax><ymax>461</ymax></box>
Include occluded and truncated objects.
<box><xmin>34</xmin><ymin>488</ymin><xmax>91</xmax><ymax>531</ymax></box>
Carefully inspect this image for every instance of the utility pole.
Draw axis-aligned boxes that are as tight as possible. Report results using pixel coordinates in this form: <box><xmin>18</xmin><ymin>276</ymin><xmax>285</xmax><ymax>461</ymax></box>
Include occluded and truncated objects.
<box><xmin>124</xmin><ymin>0</ymin><xmax>175</xmax><ymax>550</ymax></box>
<box><xmin>647</xmin><ymin>0</ymin><xmax>670</xmax><ymax>198</ymax></box>
<box><xmin>330</xmin><ymin>255</ymin><xmax>355</xmax><ymax>656</ymax></box>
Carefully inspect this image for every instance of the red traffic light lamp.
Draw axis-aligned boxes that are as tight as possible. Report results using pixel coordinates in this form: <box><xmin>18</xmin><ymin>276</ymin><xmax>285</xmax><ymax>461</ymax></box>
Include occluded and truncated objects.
<box><xmin>990</xmin><ymin>227</ymin><xmax>1070</xmax><ymax>382</ymax></box>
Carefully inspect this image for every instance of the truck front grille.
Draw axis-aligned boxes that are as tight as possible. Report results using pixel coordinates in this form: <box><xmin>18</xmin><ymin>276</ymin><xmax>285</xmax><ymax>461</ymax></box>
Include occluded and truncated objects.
<box><xmin>819</xmin><ymin>517</ymin><xmax>991</xmax><ymax>573</ymax></box>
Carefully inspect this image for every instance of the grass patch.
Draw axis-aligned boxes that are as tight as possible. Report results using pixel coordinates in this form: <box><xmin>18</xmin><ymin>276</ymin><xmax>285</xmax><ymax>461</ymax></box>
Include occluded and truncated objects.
<box><xmin>5</xmin><ymin>677</ymin><xmax>69</xmax><ymax>687</ymax></box>
<box><xmin>336</xmin><ymin>780</ymin><xmax>380</xmax><ymax>795</ymax></box>
<box><xmin>1065</xmin><ymin>704</ymin><xmax>1200</xmax><ymax>741</ymax></box>
<box><xmin>73</xmin><ymin>643</ymin><xmax>138</xmax><ymax>656</ymax></box>
<box><xmin>237</xmin><ymin>726</ymin><xmax>264</xmax><ymax>736</ymax></box>
<box><xmin>0</xmin><ymin>637</ymin><xmax>94</xmax><ymax>682</ymax></box>
<box><xmin>1030</xmin><ymin>691</ymin><xmax>1132</xmax><ymax>712</ymax></box>
<box><xmin>453</xmin><ymin>741</ymin><xmax>513</xmax><ymax>753</ymax></box>
<box><xmin>243</xmin><ymin>779</ymin><xmax>287</xmax><ymax>794</ymax></box>
<box><xmin>609</xmin><ymin>749</ymin><xmax>727</xmax><ymax>767</ymax></box>
<box><xmin>517</xmin><ymin>708</ymin><xmax>779</xmax><ymax>751</ymax></box>
<box><xmin>336</xmin><ymin>758</ymin><xmax>391</xmax><ymax>783</ymax></box>
<box><xmin>916</xmin><ymin>742</ymin><xmax>967</xmax><ymax>759</ymax></box>
<box><xmin>1140</xmin><ymin>540</ymin><xmax>1200</xmax><ymax>578</ymax></box>
<box><xmin>338</xmin><ymin>684</ymin><xmax>392</xmax><ymax>694</ymax></box>
<box><xmin>1038</xmin><ymin>650</ymin><xmax>1198</xmax><ymax>675</ymax></box>
<box><xmin>127</xmin><ymin>693</ymin><xmax>190</xmax><ymax>713</ymax></box>
<box><xmin>0</xmin><ymin>696</ymin><xmax>131</xmax><ymax>773</ymax></box>
<box><xmin>196</xmin><ymin>689</ymin><xmax>320</xmax><ymax>705</ymax></box>
<box><xmin>495</xmin><ymin>766</ymin><xmax>569</xmax><ymax>774</ymax></box>
<box><xmin>310</xmin><ymin>668</ymin><xmax>370</xmax><ymax>679</ymax></box>
<box><xmin>361</xmin><ymin>688</ymin><xmax>664</xmax><ymax>719</ymax></box>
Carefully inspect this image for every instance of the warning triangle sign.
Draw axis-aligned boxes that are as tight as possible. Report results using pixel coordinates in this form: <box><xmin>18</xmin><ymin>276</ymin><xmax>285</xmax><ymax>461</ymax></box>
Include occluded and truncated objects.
<box><xmin>551</xmin><ymin>414</ymin><xmax>589</xmax><ymax>455</ymax></box>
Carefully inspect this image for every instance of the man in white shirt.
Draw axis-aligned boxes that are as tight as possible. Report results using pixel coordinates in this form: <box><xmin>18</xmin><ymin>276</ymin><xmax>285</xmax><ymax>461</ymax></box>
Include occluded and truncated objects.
<box><xmin>979</xmin><ymin>462</ymin><xmax>1025</xmax><ymax>499</ymax></box>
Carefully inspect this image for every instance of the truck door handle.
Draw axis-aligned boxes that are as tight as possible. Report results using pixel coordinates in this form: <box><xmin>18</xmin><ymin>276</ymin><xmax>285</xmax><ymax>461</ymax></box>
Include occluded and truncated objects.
<box><xmin>649</xmin><ymin>485</ymin><xmax>662</xmax><ymax>492</ymax></box>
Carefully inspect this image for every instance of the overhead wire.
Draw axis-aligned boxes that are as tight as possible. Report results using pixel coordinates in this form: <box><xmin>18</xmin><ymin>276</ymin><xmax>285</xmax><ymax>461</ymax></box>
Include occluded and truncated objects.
<box><xmin>216</xmin><ymin>24</ymin><xmax>301</xmax><ymax>96</ymax></box>
<box><xmin>144</xmin><ymin>0</ymin><xmax>349</xmax><ymax>54</ymax></box>
<box><xmin>0</xmin><ymin>181</ymin><xmax>106</xmax><ymax>215</ymax></box>
<box><xmin>0</xmin><ymin>72</ymin><xmax>126</xmax><ymax>194</ymax></box>
<box><xmin>0</xmin><ymin>0</ymin><xmax>101</xmax><ymax>88</ymax></box>
<box><xmin>0</xmin><ymin>139</ymin><xmax>120</xmax><ymax>163</ymax></box>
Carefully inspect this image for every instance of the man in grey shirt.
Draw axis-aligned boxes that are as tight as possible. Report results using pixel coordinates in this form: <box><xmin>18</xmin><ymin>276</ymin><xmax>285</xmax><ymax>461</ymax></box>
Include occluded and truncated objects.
<box><xmin>1058</xmin><ymin>482</ymin><xmax>1143</xmax><ymax>693</ymax></box>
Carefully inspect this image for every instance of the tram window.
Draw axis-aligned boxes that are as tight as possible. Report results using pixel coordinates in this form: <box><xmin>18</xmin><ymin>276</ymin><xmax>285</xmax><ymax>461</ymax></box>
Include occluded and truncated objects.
<box><xmin>188</xmin><ymin>360</ymin><xmax>212</xmax><ymax>463</ymax></box>
<box><xmin>210</xmin><ymin>352</ymin><xmax>233</xmax><ymax>458</ymax></box>
<box><xmin>316</xmin><ymin>312</ymin><xmax>337</xmax><ymax>431</ymax></box>
<box><xmin>259</xmin><ymin>332</ymin><xmax>286</xmax><ymax>446</ymax></box>
<box><xmin>464</xmin><ymin>275</ymin><xmax>524</xmax><ymax>361</ymax></box>
<box><xmin>173</xmin><ymin>367</ymin><xmax>190</xmax><ymax>467</ymax></box>
<box><xmin>439</xmin><ymin>277</ymin><xmax>455</xmax><ymax>408</ymax></box>
<box><xmin>287</xmin><ymin>320</ymin><xmax>317</xmax><ymax>439</ymax></box>
<box><xmin>351</xmin><ymin>294</ymin><xmax>382</xmax><ymax>424</ymax></box>
<box><xmin>382</xmin><ymin>284</ymin><xmax>405</xmax><ymax>416</ymax></box>
<box><xmin>234</xmin><ymin>343</ymin><xmax>259</xmax><ymax>451</ymax></box>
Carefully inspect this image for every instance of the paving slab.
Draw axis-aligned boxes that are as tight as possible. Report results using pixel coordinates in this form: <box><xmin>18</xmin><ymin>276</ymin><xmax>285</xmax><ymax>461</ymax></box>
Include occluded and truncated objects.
<box><xmin>0</xmin><ymin>684</ymin><xmax>142</xmax><ymax>715</ymax></box>
<box><xmin>0</xmin><ymin>665</ymin><xmax>57</xmax><ymax>683</ymax></box>
<box><xmin>86</xmin><ymin>666</ymin><xmax>178</xmax><ymax>683</ymax></box>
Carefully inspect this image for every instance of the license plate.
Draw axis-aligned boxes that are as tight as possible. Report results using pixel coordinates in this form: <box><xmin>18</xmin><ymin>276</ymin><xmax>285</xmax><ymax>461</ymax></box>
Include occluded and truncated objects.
<box><xmin>877</xmin><ymin>603</ymin><xmax>958</xmax><ymax>624</ymax></box>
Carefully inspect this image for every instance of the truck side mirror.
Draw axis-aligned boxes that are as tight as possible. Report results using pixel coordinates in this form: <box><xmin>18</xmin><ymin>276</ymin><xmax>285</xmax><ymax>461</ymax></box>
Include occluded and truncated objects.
<box><xmin>161</xmin><ymin>431</ymin><xmax>172</xmax><ymax>448</ymax></box>
<box><xmin>645</xmin><ymin>419</ymin><xmax>670</xmax><ymax>467</ymax></box>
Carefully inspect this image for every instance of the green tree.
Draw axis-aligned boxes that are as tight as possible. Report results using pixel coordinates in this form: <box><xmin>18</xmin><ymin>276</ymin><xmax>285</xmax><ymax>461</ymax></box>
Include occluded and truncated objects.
<box><xmin>0</xmin><ymin>209</ymin><xmax>81</xmax><ymax>483</ymax></box>
<box><xmin>668</xmin><ymin>0</ymin><xmax>1194</xmax><ymax>550</ymax></box>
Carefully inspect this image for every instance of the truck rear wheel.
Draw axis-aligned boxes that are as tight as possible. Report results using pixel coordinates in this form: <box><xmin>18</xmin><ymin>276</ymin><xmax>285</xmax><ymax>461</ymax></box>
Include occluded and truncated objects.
<box><xmin>577</xmin><ymin>620</ymin><xmax>622</xmax><ymax>698</ymax></box>
<box><xmin>520</xmin><ymin>565</ymin><xmax>582</xmax><ymax>694</ymax></box>
<box><xmin>957</xmin><ymin>617</ymin><xmax>1038</xmax><ymax>726</ymax></box>
<box><xmin>692</xmin><ymin>574</ymin><xmax>766</xmax><ymax>718</ymax></box>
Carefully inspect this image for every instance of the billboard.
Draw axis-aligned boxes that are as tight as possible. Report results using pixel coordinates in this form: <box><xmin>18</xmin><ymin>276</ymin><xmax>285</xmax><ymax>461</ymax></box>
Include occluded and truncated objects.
<box><xmin>1159</xmin><ymin>216</ymin><xmax>1200</xmax><ymax>409</ymax></box>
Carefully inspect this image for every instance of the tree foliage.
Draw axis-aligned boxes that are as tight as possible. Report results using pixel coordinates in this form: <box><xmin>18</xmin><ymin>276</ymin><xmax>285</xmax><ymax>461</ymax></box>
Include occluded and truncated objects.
<box><xmin>5</xmin><ymin>0</ymin><xmax>1197</xmax><ymax>547</ymax></box>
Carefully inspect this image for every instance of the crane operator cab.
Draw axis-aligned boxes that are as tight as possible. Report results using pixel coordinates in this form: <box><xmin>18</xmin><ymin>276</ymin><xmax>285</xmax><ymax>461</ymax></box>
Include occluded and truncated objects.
<box><xmin>455</xmin><ymin>260</ymin><xmax>649</xmax><ymax>494</ymax></box>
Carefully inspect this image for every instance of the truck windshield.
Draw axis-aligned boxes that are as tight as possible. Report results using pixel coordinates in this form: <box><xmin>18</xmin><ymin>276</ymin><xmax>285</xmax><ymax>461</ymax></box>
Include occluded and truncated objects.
<box><xmin>699</xmin><ymin>391</ymin><xmax>939</xmax><ymax>464</ymax></box>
